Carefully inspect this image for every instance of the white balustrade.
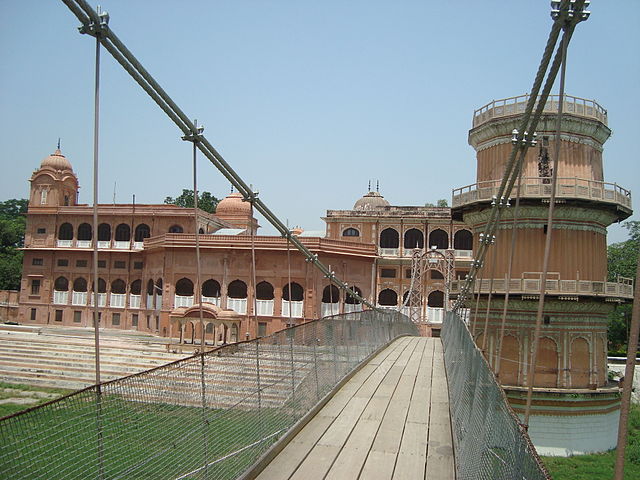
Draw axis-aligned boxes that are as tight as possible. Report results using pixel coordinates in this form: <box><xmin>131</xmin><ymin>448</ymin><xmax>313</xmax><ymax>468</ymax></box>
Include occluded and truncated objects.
<box><xmin>72</xmin><ymin>291</ymin><xmax>87</xmax><ymax>306</ymax></box>
<box><xmin>281</xmin><ymin>300</ymin><xmax>303</xmax><ymax>318</ymax></box>
<box><xmin>344</xmin><ymin>303</ymin><xmax>363</xmax><ymax>313</ymax></box>
<box><xmin>76</xmin><ymin>240</ymin><xmax>92</xmax><ymax>248</ymax></box>
<box><xmin>129</xmin><ymin>294</ymin><xmax>141</xmax><ymax>309</ymax></box>
<box><xmin>97</xmin><ymin>241</ymin><xmax>111</xmax><ymax>249</ymax></box>
<box><xmin>427</xmin><ymin>307</ymin><xmax>444</xmax><ymax>323</ymax></box>
<box><xmin>53</xmin><ymin>291</ymin><xmax>68</xmax><ymax>305</ymax></box>
<box><xmin>133</xmin><ymin>242</ymin><xmax>144</xmax><ymax>250</ymax></box>
<box><xmin>256</xmin><ymin>299</ymin><xmax>274</xmax><ymax>316</ymax></box>
<box><xmin>146</xmin><ymin>296</ymin><xmax>154</xmax><ymax>309</ymax></box>
<box><xmin>201</xmin><ymin>296</ymin><xmax>220</xmax><ymax>306</ymax></box>
<box><xmin>228</xmin><ymin>298</ymin><xmax>247</xmax><ymax>314</ymax></box>
<box><xmin>174</xmin><ymin>295</ymin><xmax>193</xmax><ymax>308</ymax></box>
<box><xmin>110</xmin><ymin>293</ymin><xmax>126</xmax><ymax>308</ymax></box>
<box><xmin>321</xmin><ymin>302</ymin><xmax>340</xmax><ymax>318</ymax></box>
<box><xmin>114</xmin><ymin>241</ymin><xmax>130</xmax><ymax>249</ymax></box>
<box><xmin>90</xmin><ymin>293</ymin><xmax>106</xmax><ymax>307</ymax></box>
<box><xmin>56</xmin><ymin>240</ymin><xmax>72</xmax><ymax>247</ymax></box>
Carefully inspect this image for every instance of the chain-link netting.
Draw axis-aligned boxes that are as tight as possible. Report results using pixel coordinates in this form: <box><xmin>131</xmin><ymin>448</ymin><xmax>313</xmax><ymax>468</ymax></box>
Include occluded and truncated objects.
<box><xmin>442</xmin><ymin>311</ymin><xmax>551</xmax><ymax>480</ymax></box>
<box><xmin>0</xmin><ymin>310</ymin><xmax>417</xmax><ymax>479</ymax></box>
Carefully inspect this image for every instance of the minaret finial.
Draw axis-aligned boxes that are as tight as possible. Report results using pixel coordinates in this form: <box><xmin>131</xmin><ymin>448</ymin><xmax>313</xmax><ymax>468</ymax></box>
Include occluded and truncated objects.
<box><xmin>376</xmin><ymin>180</ymin><xmax>379</xmax><ymax>193</ymax></box>
<box><xmin>230</xmin><ymin>184</ymin><xmax>234</xmax><ymax>194</ymax></box>
<box><xmin>57</xmin><ymin>138</ymin><xmax>61</xmax><ymax>150</ymax></box>
<box><xmin>368</xmin><ymin>180</ymin><xmax>371</xmax><ymax>192</ymax></box>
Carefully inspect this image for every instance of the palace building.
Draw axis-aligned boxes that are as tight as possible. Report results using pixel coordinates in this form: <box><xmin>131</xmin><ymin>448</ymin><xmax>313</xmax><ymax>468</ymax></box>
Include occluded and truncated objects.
<box><xmin>17</xmin><ymin>149</ymin><xmax>473</xmax><ymax>344</ymax></box>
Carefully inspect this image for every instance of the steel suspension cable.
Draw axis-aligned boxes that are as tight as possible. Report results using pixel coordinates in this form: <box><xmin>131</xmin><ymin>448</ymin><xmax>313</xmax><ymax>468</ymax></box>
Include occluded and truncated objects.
<box><xmin>62</xmin><ymin>0</ymin><xmax>373</xmax><ymax>312</ymax></box>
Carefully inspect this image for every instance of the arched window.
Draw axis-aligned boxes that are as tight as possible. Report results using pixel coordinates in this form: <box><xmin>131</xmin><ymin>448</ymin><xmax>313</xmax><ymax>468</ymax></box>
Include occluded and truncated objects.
<box><xmin>115</xmin><ymin>224</ymin><xmax>131</xmax><ymax>241</ymax></box>
<box><xmin>256</xmin><ymin>281</ymin><xmax>274</xmax><ymax>300</ymax></box>
<box><xmin>73</xmin><ymin>277</ymin><xmax>87</xmax><ymax>292</ymax></box>
<box><xmin>282</xmin><ymin>282</ymin><xmax>303</xmax><ymax>301</ymax></box>
<box><xmin>134</xmin><ymin>224</ymin><xmax>150</xmax><ymax>242</ymax></box>
<box><xmin>430</xmin><ymin>269</ymin><xmax>444</xmax><ymax>280</ymax></box>
<box><xmin>404</xmin><ymin>228</ymin><xmax>424</xmax><ymax>249</ymax></box>
<box><xmin>378</xmin><ymin>289</ymin><xmax>398</xmax><ymax>306</ymax></box>
<box><xmin>380</xmin><ymin>228</ymin><xmax>399</xmax><ymax>248</ymax></box>
<box><xmin>175</xmin><ymin>278</ymin><xmax>194</xmax><ymax>296</ymax></box>
<box><xmin>130</xmin><ymin>279</ymin><xmax>141</xmax><ymax>295</ymax></box>
<box><xmin>428</xmin><ymin>229</ymin><xmax>448</xmax><ymax>249</ymax></box>
<box><xmin>98</xmin><ymin>223</ymin><xmax>111</xmax><ymax>241</ymax></box>
<box><xmin>198</xmin><ymin>228</ymin><xmax>205</xmax><ymax>234</ymax></box>
<box><xmin>427</xmin><ymin>290</ymin><xmax>444</xmax><ymax>308</ymax></box>
<box><xmin>77</xmin><ymin>223</ymin><xmax>92</xmax><ymax>241</ymax></box>
<box><xmin>111</xmin><ymin>279</ymin><xmax>126</xmax><ymax>294</ymax></box>
<box><xmin>228</xmin><ymin>280</ymin><xmax>247</xmax><ymax>299</ymax></box>
<box><xmin>322</xmin><ymin>285</ymin><xmax>340</xmax><ymax>303</ymax></box>
<box><xmin>54</xmin><ymin>276</ymin><xmax>69</xmax><ymax>291</ymax></box>
<box><xmin>202</xmin><ymin>279</ymin><xmax>221</xmax><ymax>298</ymax></box>
<box><xmin>91</xmin><ymin>278</ymin><xmax>107</xmax><ymax>293</ymax></box>
<box><xmin>58</xmin><ymin>223</ymin><xmax>73</xmax><ymax>240</ymax></box>
<box><xmin>345</xmin><ymin>286</ymin><xmax>362</xmax><ymax>304</ymax></box>
<box><xmin>454</xmin><ymin>229</ymin><xmax>473</xmax><ymax>250</ymax></box>
<box><xmin>342</xmin><ymin>228</ymin><xmax>360</xmax><ymax>237</ymax></box>
<box><xmin>169</xmin><ymin>225</ymin><xmax>183</xmax><ymax>233</ymax></box>
<box><xmin>147</xmin><ymin>279</ymin><xmax>155</xmax><ymax>296</ymax></box>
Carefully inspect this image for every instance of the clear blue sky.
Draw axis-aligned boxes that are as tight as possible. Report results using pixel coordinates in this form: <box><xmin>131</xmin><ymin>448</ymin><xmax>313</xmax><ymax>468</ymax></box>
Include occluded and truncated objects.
<box><xmin>1</xmin><ymin>1</ymin><xmax>638</xmax><ymax>242</ymax></box>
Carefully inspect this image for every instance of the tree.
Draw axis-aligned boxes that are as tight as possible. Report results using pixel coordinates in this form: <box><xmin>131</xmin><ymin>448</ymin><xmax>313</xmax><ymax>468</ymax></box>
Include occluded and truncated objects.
<box><xmin>437</xmin><ymin>199</ymin><xmax>449</xmax><ymax>207</ymax></box>
<box><xmin>0</xmin><ymin>199</ymin><xmax>28</xmax><ymax>290</ymax></box>
<box><xmin>164</xmin><ymin>189</ymin><xmax>220</xmax><ymax>214</ymax></box>
<box><xmin>607</xmin><ymin>220</ymin><xmax>639</xmax><ymax>353</ymax></box>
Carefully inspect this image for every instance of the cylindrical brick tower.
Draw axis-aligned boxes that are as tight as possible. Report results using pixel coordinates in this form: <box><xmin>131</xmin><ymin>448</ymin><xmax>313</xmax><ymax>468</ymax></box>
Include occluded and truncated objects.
<box><xmin>452</xmin><ymin>94</ymin><xmax>633</xmax><ymax>455</ymax></box>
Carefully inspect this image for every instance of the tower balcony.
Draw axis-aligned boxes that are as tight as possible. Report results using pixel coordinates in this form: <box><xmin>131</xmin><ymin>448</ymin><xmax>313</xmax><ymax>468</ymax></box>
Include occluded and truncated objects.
<box><xmin>472</xmin><ymin>94</ymin><xmax>607</xmax><ymax>128</ymax></box>
<box><xmin>452</xmin><ymin>176</ymin><xmax>632</xmax><ymax>216</ymax></box>
<box><xmin>450</xmin><ymin>273</ymin><xmax>634</xmax><ymax>301</ymax></box>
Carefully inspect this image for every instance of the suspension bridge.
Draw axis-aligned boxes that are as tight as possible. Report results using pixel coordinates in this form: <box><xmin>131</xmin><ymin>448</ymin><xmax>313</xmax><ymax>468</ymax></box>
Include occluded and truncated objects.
<box><xmin>1</xmin><ymin>1</ymin><xmax>638</xmax><ymax>479</ymax></box>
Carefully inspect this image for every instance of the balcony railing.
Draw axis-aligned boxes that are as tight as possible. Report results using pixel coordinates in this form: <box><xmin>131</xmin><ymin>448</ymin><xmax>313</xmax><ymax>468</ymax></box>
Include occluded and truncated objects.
<box><xmin>174</xmin><ymin>295</ymin><xmax>194</xmax><ymax>308</ymax></box>
<box><xmin>77</xmin><ymin>240</ymin><xmax>92</xmax><ymax>248</ymax></box>
<box><xmin>451</xmin><ymin>274</ymin><xmax>634</xmax><ymax>299</ymax></box>
<box><xmin>133</xmin><ymin>241</ymin><xmax>144</xmax><ymax>250</ymax></box>
<box><xmin>56</xmin><ymin>240</ymin><xmax>73</xmax><ymax>247</ymax></box>
<box><xmin>228</xmin><ymin>298</ymin><xmax>247</xmax><ymax>314</ymax></box>
<box><xmin>255</xmin><ymin>299</ymin><xmax>274</xmax><ymax>316</ymax></box>
<box><xmin>110</xmin><ymin>293</ymin><xmax>126</xmax><ymax>308</ymax></box>
<box><xmin>114</xmin><ymin>241</ymin><xmax>130</xmax><ymax>249</ymax></box>
<box><xmin>427</xmin><ymin>307</ymin><xmax>444</xmax><ymax>324</ymax></box>
<box><xmin>129</xmin><ymin>294</ymin><xmax>141</xmax><ymax>309</ymax></box>
<box><xmin>89</xmin><ymin>293</ymin><xmax>106</xmax><ymax>307</ymax></box>
<box><xmin>201</xmin><ymin>296</ymin><xmax>220</xmax><ymax>306</ymax></box>
<box><xmin>53</xmin><ymin>291</ymin><xmax>68</xmax><ymax>305</ymax></box>
<box><xmin>72</xmin><ymin>291</ymin><xmax>87</xmax><ymax>306</ymax></box>
<box><xmin>321</xmin><ymin>302</ymin><xmax>340</xmax><ymax>318</ymax></box>
<box><xmin>344</xmin><ymin>303</ymin><xmax>363</xmax><ymax>313</ymax></box>
<box><xmin>281</xmin><ymin>300</ymin><xmax>303</xmax><ymax>318</ymax></box>
<box><xmin>97</xmin><ymin>241</ymin><xmax>111</xmax><ymax>249</ymax></box>
<box><xmin>472</xmin><ymin>94</ymin><xmax>607</xmax><ymax>128</ymax></box>
<box><xmin>378</xmin><ymin>247</ymin><xmax>399</xmax><ymax>257</ymax></box>
<box><xmin>452</xmin><ymin>176</ymin><xmax>631</xmax><ymax>211</ymax></box>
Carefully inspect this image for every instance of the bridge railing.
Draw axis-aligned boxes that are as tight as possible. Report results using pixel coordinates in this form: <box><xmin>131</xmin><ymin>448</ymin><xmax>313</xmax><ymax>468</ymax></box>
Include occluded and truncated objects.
<box><xmin>0</xmin><ymin>310</ymin><xmax>417</xmax><ymax>480</ymax></box>
<box><xmin>442</xmin><ymin>311</ymin><xmax>550</xmax><ymax>480</ymax></box>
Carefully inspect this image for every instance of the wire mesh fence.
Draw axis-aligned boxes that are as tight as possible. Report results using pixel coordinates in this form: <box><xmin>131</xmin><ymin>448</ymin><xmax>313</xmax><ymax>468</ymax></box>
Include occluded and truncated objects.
<box><xmin>0</xmin><ymin>310</ymin><xmax>416</xmax><ymax>479</ymax></box>
<box><xmin>442</xmin><ymin>311</ymin><xmax>551</xmax><ymax>480</ymax></box>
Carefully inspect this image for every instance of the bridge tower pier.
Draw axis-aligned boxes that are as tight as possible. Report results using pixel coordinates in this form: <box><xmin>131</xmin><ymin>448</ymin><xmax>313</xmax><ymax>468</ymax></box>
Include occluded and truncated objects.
<box><xmin>452</xmin><ymin>94</ymin><xmax>633</xmax><ymax>456</ymax></box>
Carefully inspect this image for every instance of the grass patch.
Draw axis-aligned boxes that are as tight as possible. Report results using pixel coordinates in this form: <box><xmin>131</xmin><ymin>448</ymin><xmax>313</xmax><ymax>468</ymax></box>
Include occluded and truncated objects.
<box><xmin>542</xmin><ymin>404</ymin><xmax>640</xmax><ymax>479</ymax></box>
<box><xmin>0</xmin><ymin>381</ymin><xmax>73</xmax><ymax>418</ymax></box>
<box><xmin>0</xmin><ymin>391</ymin><xmax>290</xmax><ymax>479</ymax></box>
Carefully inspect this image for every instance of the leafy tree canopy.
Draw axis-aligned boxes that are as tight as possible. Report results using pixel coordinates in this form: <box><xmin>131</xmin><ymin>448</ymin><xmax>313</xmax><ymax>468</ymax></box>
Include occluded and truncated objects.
<box><xmin>164</xmin><ymin>189</ymin><xmax>220</xmax><ymax>214</ymax></box>
<box><xmin>0</xmin><ymin>199</ymin><xmax>28</xmax><ymax>290</ymax></box>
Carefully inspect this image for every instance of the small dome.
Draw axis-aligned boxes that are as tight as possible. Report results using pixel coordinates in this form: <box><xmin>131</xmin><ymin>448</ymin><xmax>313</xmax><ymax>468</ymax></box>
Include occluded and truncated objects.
<box><xmin>353</xmin><ymin>191</ymin><xmax>390</xmax><ymax>211</ymax></box>
<box><xmin>40</xmin><ymin>149</ymin><xmax>73</xmax><ymax>171</ymax></box>
<box><xmin>215</xmin><ymin>192</ymin><xmax>251</xmax><ymax>216</ymax></box>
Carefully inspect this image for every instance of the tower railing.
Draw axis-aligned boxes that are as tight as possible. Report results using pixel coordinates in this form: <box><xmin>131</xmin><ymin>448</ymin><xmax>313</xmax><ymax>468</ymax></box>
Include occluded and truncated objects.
<box><xmin>472</xmin><ymin>94</ymin><xmax>607</xmax><ymax>127</ymax></box>
<box><xmin>0</xmin><ymin>310</ymin><xmax>416</xmax><ymax>480</ymax></box>
<box><xmin>452</xmin><ymin>176</ymin><xmax>631</xmax><ymax>211</ymax></box>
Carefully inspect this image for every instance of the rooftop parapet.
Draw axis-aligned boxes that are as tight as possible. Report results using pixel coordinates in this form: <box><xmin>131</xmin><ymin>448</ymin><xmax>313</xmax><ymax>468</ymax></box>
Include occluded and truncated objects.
<box><xmin>472</xmin><ymin>94</ymin><xmax>607</xmax><ymax>129</ymax></box>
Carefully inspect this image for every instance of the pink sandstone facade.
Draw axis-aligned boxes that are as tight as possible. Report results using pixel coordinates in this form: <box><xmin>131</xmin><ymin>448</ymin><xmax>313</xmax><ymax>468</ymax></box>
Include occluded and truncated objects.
<box><xmin>17</xmin><ymin>149</ymin><xmax>472</xmax><ymax>343</ymax></box>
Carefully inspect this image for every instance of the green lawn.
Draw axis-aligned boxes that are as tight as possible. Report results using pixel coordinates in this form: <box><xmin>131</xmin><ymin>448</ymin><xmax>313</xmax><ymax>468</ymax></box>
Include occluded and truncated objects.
<box><xmin>0</xmin><ymin>389</ymin><xmax>290</xmax><ymax>479</ymax></box>
<box><xmin>542</xmin><ymin>404</ymin><xmax>640</xmax><ymax>480</ymax></box>
<box><xmin>0</xmin><ymin>381</ymin><xmax>72</xmax><ymax>418</ymax></box>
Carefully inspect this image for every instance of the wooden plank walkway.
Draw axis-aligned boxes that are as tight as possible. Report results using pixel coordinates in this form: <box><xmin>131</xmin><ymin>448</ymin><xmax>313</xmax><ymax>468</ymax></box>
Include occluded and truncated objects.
<box><xmin>256</xmin><ymin>337</ymin><xmax>455</xmax><ymax>480</ymax></box>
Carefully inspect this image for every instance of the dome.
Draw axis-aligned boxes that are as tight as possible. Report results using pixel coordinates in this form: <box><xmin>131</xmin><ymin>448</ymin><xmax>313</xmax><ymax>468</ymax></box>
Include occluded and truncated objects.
<box><xmin>215</xmin><ymin>191</ymin><xmax>251</xmax><ymax>216</ymax></box>
<box><xmin>40</xmin><ymin>149</ymin><xmax>73</xmax><ymax>171</ymax></box>
<box><xmin>353</xmin><ymin>191</ymin><xmax>390</xmax><ymax>211</ymax></box>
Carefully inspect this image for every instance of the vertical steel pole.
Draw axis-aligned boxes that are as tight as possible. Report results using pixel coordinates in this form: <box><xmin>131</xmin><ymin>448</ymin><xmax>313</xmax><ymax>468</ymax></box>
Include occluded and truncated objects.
<box><xmin>613</xmin><ymin>252</ymin><xmax>640</xmax><ymax>480</ymax></box>
<box><xmin>91</xmin><ymin>29</ymin><xmax>104</xmax><ymax>480</ymax></box>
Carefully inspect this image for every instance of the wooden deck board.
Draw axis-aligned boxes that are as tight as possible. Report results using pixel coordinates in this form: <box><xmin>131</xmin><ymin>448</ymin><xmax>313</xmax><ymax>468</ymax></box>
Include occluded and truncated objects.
<box><xmin>254</xmin><ymin>337</ymin><xmax>455</xmax><ymax>480</ymax></box>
